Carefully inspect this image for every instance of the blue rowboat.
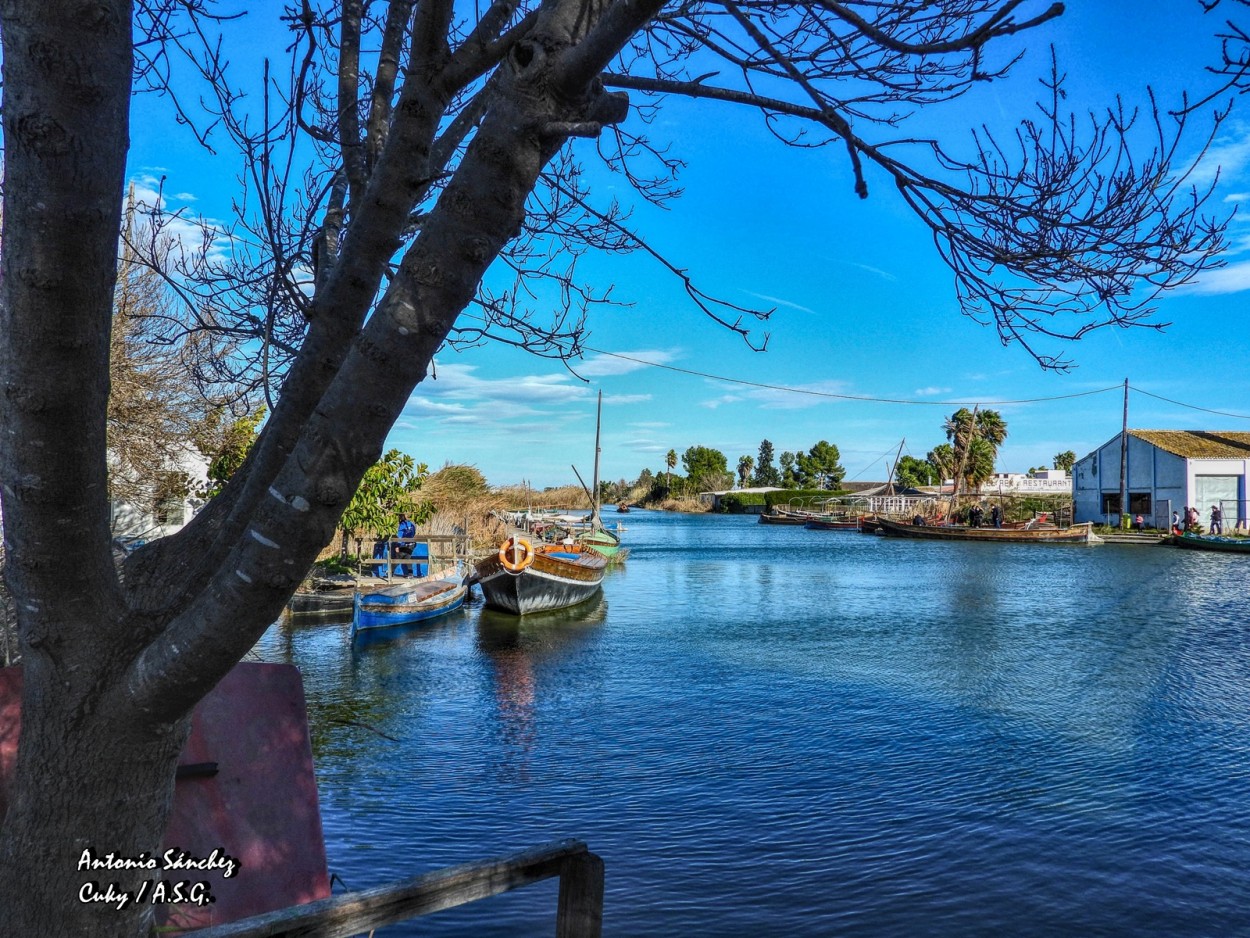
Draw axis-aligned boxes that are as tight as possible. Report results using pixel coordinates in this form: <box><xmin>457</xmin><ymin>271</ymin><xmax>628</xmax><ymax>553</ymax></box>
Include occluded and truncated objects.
<box><xmin>351</xmin><ymin>566</ymin><xmax>468</xmax><ymax>640</ymax></box>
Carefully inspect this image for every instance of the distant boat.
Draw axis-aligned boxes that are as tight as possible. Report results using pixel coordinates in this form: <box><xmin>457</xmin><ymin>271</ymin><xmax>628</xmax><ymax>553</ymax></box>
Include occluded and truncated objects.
<box><xmin>1167</xmin><ymin>533</ymin><xmax>1250</xmax><ymax>554</ymax></box>
<box><xmin>352</xmin><ymin>569</ymin><xmax>468</xmax><ymax>639</ymax></box>
<box><xmin>568</xmin><ymin>391</ymin><xmax>629</xmax><ymax>564</ymax></box>
<box><xmin>474</xmin><ymin>536</ymin><xmax>607</xmax><ymax>615</ymax></box>
<box><xmin>616</xmin><ymin>503</ymin><xmax>631</xmax><ymax>513</ymax></box>
<box><xmin>758</xmin><ymin>509</ymin><xmax>813</xmax><ymax>525</ymax></box>
<box><xmin>875</xmin><ymin>516</ymin><xmax>1103</xmax><ymax>544</ymax></box>
<box><xmin>804</xmin><ymin>516</ymin><xmax>863</xmax><ymax>531</ymax></box>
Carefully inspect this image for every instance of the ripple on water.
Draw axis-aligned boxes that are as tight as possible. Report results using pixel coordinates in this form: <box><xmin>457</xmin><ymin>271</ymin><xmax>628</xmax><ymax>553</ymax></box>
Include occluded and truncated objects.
<box><xmin>256</xmin><ymin>513</ymin><xmax>1250</xmax><ymax>936</ymax></box>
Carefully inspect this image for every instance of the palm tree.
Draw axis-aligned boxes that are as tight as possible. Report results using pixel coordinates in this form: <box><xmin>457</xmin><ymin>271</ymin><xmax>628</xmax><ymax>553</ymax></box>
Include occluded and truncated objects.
<box><xmin>927</xmin><ymin>444</ymin><xmax>956</xmax><ymax>487</ymax></box>
<box><xmin>943</xmin><ymin>407</ymin><xmax>1008</xmax><ymax>493</ymax></box>
<box><xmin>665</xmin><ymin>448</ymin><xmax>677</xmax><ymax>494</ymax></box>
<box><xmin>964</xmin><ymin>438</ymin><xmax>996</xmax><ymax>492</ymax></box>
<box><xmin>737</xmin><ymin>455</ymin><xmax>755</xmax><ymax>487</ymax></box>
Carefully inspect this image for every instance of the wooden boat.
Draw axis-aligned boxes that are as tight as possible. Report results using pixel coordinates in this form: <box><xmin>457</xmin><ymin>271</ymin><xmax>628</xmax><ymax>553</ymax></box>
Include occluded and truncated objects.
<box><xmin>758</xmin><ymin>509</ymin><xmax>813</xmax><ymax>525</ymax></box>
<box><xmin>352</xmin><ymin>566</ymin><xmax>468</xmax><ymax>638</ymax></box>
<box><xmin>1168</xmin><ymin>532</ymin><xmax>1250</xmax><ymax>554</ymax></box>
<box><xmin>875</xmin><ymin>516</ymin><xmax>1103</xmax><ymax>544</ymax></box>
<box><xmin>804</xmin><ymin>515</ymin><xmax>863</xmax><ymax>531</ymax></box>
<box><xmin>287</xmin><ymin>575</ymin><xmax>357</xmax><ymax>617</ymax></box>
<box><xmin>568</xmin><ymin>391</ymin><xmax>630</xmax><ymax>565</ymax></box>
<box><xmin>474</xmin><ymin>536</ymin><xmax>607</xmax><ymax>615</ymax></box>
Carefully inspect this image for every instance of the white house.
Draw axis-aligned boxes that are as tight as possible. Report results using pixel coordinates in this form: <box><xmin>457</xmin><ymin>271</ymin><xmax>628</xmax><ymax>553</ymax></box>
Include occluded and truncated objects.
<box><xmin>108</xmin><ymin>445</ymin><xmax>209</xmax><ymax>545</ymax></box>
<box><xmin>1072</xmin><ymin>430</ymin><xmax>1250</xmax><ymax>529</ymax></box>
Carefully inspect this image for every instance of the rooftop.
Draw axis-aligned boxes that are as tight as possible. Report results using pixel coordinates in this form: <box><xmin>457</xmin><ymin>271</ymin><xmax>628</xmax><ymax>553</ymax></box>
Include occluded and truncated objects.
<box><xmin>1130</xmin><ymin>430</ymin><xmax>1250</xmax><ymax>459</ymax></box>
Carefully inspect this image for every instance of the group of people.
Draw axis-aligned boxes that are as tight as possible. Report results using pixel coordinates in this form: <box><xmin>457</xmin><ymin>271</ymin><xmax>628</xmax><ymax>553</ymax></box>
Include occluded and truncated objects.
<box><xmin>1171</xmin><ymin>505</ymin><xmax>1224</xmax><ymax>536</ymax></box>
<box><xmin>965</xmin><ymin>504</ymin><xmax>1003</xmax><ymax>528</ymax></box>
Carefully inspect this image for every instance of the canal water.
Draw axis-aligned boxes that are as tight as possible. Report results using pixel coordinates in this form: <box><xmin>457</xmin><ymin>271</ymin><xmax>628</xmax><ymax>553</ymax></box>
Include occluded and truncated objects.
<box><xmin>255</xmin><ymin>511</ymin><xmax>1250</xmax><ymax>937</ymax></box>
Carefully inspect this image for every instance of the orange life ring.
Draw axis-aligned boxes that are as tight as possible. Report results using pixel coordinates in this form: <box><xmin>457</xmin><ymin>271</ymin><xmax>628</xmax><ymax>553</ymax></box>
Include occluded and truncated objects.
<box><xmin>498</xmin><ymin>536</ymin><xmax>535</xmax><ymax>573</ymax></box>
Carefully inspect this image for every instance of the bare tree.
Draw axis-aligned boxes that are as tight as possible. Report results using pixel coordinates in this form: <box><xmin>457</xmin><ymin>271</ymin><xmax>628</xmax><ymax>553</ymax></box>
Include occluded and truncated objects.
<box><xmin>0</xmin><ymin>1</ymin><xmax>1243</xmax><ymax>934</ymax></box>
<box><xmin>108</xmin><ymin>194</ymin><xmax>248</xmax><ymax>519</ymax></box>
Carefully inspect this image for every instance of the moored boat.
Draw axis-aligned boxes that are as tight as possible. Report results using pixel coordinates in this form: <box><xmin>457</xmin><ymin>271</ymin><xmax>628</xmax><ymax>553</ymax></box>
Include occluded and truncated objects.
<box><xmin>352</xmin><ymin>567</ymin><xmax>468</xmax><ymax>639</ymax></box>
<box><xmin>758</xmin><ymin>509</ymin><xmax>813</xmax><ymax>525</ymax></box>
<box><xmin>1167</xmin><ymin>532</ymin><xmax>1250</xmax><ymax>554</ymax></box>
<box><xmin>876</xmin><ymin>516</ymin><xmax>1103</xmax><ymax>544</ymax></box>
<box><xmin>475</xmin><ymin>536</ymin><xmax>607</xmax><ymax>615</ymax></box>
<box><xmin>804</xmin><ymin>515</ymin><xmax>863</xmax><ymax>531</ymax></box>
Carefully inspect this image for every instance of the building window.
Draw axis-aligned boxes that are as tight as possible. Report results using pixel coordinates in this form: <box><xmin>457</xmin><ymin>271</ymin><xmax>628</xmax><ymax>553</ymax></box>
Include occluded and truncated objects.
<box><xmin>155</xmin><ymin>498</ymin><xmax>186</xmax><ymax>527</ymax></box>
<box><xmin>1101</xmin><ymin>493</ymin><xmax>1151</xmax><ymax>515</ymax></box>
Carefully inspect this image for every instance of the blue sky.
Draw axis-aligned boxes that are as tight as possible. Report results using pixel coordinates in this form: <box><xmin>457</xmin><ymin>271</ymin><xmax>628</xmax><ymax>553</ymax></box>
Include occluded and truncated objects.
<box><xmin>127</xmin><ymin>2</ymin><xmax>1250</xmax><ymax>489</ymax></box>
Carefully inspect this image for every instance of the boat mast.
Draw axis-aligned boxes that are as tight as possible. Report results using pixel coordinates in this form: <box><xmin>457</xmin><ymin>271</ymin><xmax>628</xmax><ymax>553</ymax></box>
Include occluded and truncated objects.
<box><xmin>590</xmin><ymin>390</ymin><xmax>603</xmax><ymax>531</ymax></box>
<box><xmin>948</xmin><ymin>405</ymin><xmax>979</xmax><ymax>519</ymax></box>
<box><xmin>886</xmin><ymin>438</ymin><xmax>905</xmax><ymax>497</ymax></box>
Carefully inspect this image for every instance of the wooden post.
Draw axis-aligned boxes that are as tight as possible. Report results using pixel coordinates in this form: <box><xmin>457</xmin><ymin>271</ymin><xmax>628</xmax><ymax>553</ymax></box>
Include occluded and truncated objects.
<box><xmin>1119</xmin><ymin>378</ymin><xmax>1129</xmax><ymax>527</ymax></box>
<box><xmin>557</xmin><ymin>851</ymin><xmax>605</xmax><ymax>938</ymax></box>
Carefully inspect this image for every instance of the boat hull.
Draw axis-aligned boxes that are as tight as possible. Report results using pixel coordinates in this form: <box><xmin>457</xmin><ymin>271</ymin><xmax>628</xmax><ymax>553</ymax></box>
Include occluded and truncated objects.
<box><xmin>287</xmin><ymin>588</ymin><xmax>355</xmax><ymax>617</ymax></box>
<box><xmin>876</xmin><ymin>517</ymin><xmax>1102</xmax><ymax>543</ymax></box>
<box><xmin>759</xmin><ymin>512</ymin><xmax>810</xmax><ymax>525</ymax></box>
<box><xmin>475</xmin><ymin>548</ymin><xmax>607</xmax><ymax>615</ymax></box>
<box><xmin>804</xmin><ymin>517</ymin><xmax>862</xmax><ymax>531</ymax></box>
<box><xmin>1168</xmin><ymin>533</ymin><xmax>1250</xmax><ymax>554</ymax></box>
<box><xmin>352</xmin><ymin>571</ymin><xmax>468</xmax><ymax>638</ymax></box>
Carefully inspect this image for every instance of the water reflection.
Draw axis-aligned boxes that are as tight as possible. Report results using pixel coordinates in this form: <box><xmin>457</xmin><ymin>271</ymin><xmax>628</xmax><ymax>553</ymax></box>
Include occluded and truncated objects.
<box><xmin>250</xmin><ymin>513</ymin><xmax>1250</xmax><ymax>937</ymax></box>
<box><xmin>475</xmin><ymin>596</ymin><xmax>608</xmax><ymax>780</ymax></box>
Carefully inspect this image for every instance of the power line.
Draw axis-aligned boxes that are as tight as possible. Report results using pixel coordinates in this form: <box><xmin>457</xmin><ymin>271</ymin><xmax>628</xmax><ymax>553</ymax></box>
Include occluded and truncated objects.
<box><xmin>1129</xmin><ymin>386</ymin><xmax>1250</xmax><ymax>421</ymax></box>
<box><xmin>580</xmin><ymin>345</ymin><xmax>1122</xmax><ymax>406</ymax></box>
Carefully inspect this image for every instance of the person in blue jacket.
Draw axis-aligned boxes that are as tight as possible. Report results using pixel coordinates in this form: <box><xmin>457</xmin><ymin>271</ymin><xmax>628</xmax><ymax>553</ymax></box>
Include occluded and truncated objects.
<box><xmin>394</xmin><ymin>512</ymin><xmax>416</xmax><ymax>576</ymax></box>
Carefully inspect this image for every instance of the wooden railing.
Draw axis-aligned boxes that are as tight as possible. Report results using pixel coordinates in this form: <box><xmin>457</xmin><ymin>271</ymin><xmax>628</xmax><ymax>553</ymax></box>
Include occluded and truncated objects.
<box><xmin>195</xmin><ymin>839</ymin><xmax>603</xmax><ymax>938</ymax></box>
<box><xmin>360</xmin><ymin>534</ymin><xmax>471</xmax><ymax>579</ymax></box>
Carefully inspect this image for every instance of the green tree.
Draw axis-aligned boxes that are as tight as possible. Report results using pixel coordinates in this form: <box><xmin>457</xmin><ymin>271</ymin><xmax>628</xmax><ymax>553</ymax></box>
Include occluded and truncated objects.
<box><xmin>337</xmin><ymin>450</ymin><xmax>431</xmax><ymax>558</ymax></box>
<box><xmin>965</xmin><ymin>438</ymin><xmax>997</xmax><ymax>492</ymax></box>
<box><xmin>682</xmin><ymin>446</ymin><xmax>732</xmax><ymax>492</ymax></box>
<box><xmin>198</xmin><ymin>409</ymin><xmax>265</xmax><ymax>498</ymax></box>
<box><xmin>796</xmin><ymin>441</ymin><xmax>845</xmax><ymax>489</ymax></box>
<box><xmin>895</xmin><ymin>455</ymin><xmax>939</xmax><ymax>488</ymax></box>
<box><xmin>927</xmin><ymin>444</ymin><xmax>956</xmax><ymax>484</ymax></box>
<box><xmin>753</xmin><ymin>439</ymin><xmax>780</xmax><ymax>486</ymax></box>
<box><xmin>737</xmin><ymin>455</ymin><xmax>755</xmax><ymax>487</ymax></box>
<box><xmin>943</xmin><ymin>408</ymin><xmax>1008</xmax><ymax>491</ymax></box>
<box><xmin>1053</xmin><ymin>450</ymin><xmax>1077</xmax><ymax>472</ymax></box>
<box><xmin>665</xmin><ymin>449</ymin><xmax>678</xmax><ymax>494</ymax></box>
<box><xmin>779</xmin><ymin>451</ymin><xmax>799</xmax><ymax>487</ymax></box>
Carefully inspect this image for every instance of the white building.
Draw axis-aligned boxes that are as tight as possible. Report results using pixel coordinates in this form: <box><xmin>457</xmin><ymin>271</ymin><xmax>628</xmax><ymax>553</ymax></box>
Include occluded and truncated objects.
<box><xmin>108</xmin><ymin>445</ymin><xmax>209</xmax><ymax>545</ymax></box>
<box><xmin>984</xmin><ymin>470</ymin><xmax>1071</xmax><ymax>494</ymax></box>
<box><xmin>1072</xmin><ymin>430</ymin><xmax>1250</xmax><ymax>529</ymax></box>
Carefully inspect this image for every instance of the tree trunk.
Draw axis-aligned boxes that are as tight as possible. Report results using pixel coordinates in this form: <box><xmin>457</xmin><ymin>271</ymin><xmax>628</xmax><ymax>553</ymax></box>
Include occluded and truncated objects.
<box><xmin>0</xmin><ymin>657</ymin><xmax>189</xmax><ymax>935</ymax></box>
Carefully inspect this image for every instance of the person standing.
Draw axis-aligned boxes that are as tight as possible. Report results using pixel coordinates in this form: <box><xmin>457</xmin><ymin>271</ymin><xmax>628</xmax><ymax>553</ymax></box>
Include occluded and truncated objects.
<box><xmin>1171</xmin><ymin>510</ymin><xmax>1182</xmax><ymax>534</ymax></box>
<box><xmin>1210</xmin><ymin>504</ymin><xmax>1223</xmax><ymax>536</ymax></box>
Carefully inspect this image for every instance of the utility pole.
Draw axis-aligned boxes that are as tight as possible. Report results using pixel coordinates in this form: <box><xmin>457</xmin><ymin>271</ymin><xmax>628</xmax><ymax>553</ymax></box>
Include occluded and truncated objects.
<box><xmin>1119</xmin><ymin>378</ymin><xmax>1129</xmax><ymax>528</ymax></box>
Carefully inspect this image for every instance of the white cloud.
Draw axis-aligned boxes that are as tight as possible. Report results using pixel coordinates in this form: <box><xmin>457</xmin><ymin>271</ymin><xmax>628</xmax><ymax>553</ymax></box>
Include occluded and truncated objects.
<box><xmin>743</xmin><ymin>291</ymin><xmax>817</xmax><ymax>315</ymax></box>
<box><xmin>574</xmin><ymin>348</ymin><xmax>681</xmax><ymax>377</ymax></box>
<box><xmin>1189</xmin><ymin>122</ymin><xmax>1250</xmax><ymax>189</ymax></box>
<box><xmin>1185</xmin><ymin>260</ymin><xmax>1250</xmax><ymax>295</ymax></box>
<box><xmin>914</xmin><ymin>386</ymin><xmax>952</xmax><ymax>397</ymax></box>
<box><xmin>127</xmin><ymin>172</ymin><xmax>229</xmax><ymax>263</ymax></box>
